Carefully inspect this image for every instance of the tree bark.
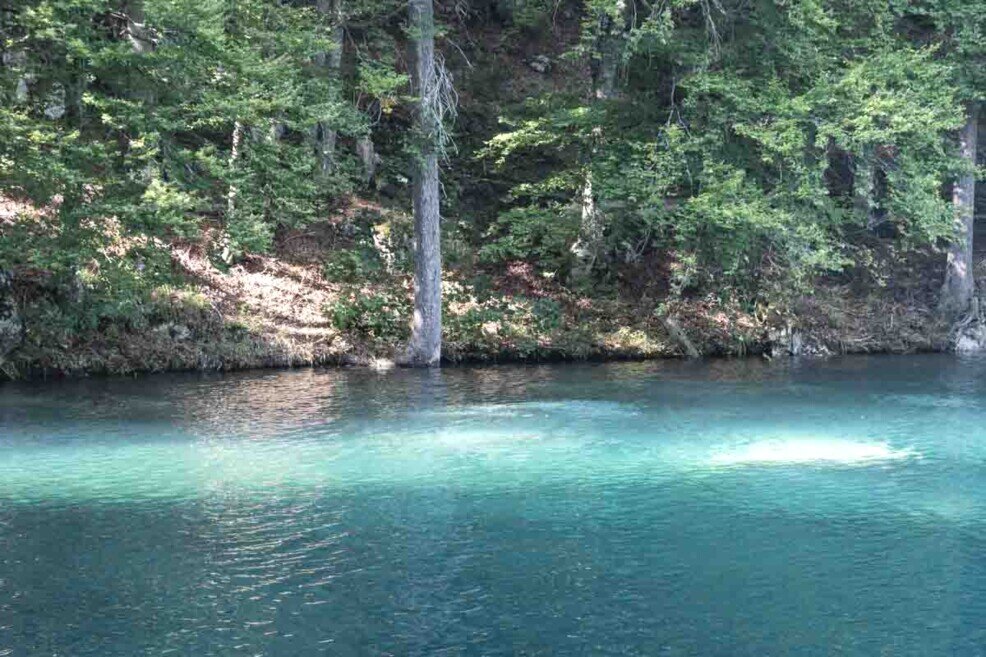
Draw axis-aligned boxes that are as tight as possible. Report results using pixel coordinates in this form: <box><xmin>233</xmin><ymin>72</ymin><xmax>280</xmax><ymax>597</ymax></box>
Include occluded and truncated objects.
<box><xmin>124</xmin><ymin>1</ymin><xmax>153</xmax><ymax>52</ymax></box>
<box><xmin>591</xmin><ymin>0</ymin><xmax>630</xmax><ymax>101</ymax></box>
<box><xmin>120</xmin><ymin>0</ymin><xmax>156</xmax><ymax>182</ymax></box>
<box><xmin>661</xmin><ymin>316</ymin><xmax>700</xmax><ymax>358</ymax></box>
<box><xmin>853</xmin><ymin>147</ymin><xmax>877</xmax><ymax>228</ymax></box>
<box><xmin>2</xmin><ymin>49</ymin><xmax>31</xmax><ymax>104</ymax></box>
<box><xmin>0</xmin><ymin>270</ymin><xmax>23</xmax><ymax>363</ymax></box>
<box><xmin>571</xmin><ymin>172</ymin><xmax>603</xmax><ymax>281</ymax></box>
<box><xmin>404</xmin><ymin>0</ymin><xmax>442</xmax><ymax>367</ymax></box>
<box><xmin>571</xmin><ymin>0</ymin><xmax>632</xmax><ymax>283</ymax></box>
<box><xmin>122</xmin><ymin>0</ymin><xmax>155</xmax><ymax>102</ymax></box>
<box><xmin>941</xmin><ymin>102</ymin><xmax>979</xmax><ymax>319</ymax></box>
<box><xmin>227</xmin><ymin>120</ymin><xmax>244</xmax><ymax>220</ymax></box>
<box><xmin>313</xmin><ymin>0</ymin><xmax>344</xmax><ymax>174</ymax></box>
<box><xmin>356</xmin><ymin>135</ymin><xmax>380</xmax><ymax>185</ymax></box>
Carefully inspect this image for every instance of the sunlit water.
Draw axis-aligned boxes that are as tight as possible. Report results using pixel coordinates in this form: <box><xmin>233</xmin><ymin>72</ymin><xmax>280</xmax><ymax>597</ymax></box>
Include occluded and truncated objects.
<box><xmin>3</xmin><ymin>355</ymin><xmax>986</xmax><ymax>655</ymax></box>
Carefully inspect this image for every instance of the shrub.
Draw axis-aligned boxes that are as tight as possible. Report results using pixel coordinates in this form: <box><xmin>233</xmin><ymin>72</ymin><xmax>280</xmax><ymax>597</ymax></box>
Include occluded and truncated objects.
<box><xmin>326</xmin><ymin>287</ymin><xmax>409</xmax><ymax>347</ymax></box>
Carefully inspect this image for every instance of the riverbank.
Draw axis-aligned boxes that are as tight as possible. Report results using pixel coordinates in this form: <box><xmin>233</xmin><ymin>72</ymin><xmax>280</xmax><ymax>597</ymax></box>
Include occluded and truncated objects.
<box><xmin>0</xmin><ymin>221</ymin><xmax>951</xmax><ymax>380</ymax></box>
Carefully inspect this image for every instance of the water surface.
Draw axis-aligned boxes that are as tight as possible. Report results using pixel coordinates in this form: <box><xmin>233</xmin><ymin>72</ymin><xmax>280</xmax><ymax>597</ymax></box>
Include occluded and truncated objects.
<box><xmin>2</xmin><ymin>356</ymin><xmax>986</xmax><ymax>655</ymax></box>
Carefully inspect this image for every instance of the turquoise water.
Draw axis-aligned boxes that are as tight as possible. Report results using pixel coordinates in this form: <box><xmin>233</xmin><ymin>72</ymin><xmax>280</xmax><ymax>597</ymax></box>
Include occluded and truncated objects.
<box><xmin>2</xmin><ymin>355</ymin><xmax>986</xmax><ymax>655</ymax></box>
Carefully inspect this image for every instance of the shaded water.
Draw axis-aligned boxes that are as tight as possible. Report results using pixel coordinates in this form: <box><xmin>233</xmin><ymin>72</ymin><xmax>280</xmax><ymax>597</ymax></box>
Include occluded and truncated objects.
<box><xmin>2</xmin><ymin>355</ymin><xmax>986</xmax><ymax>655</ymax></box>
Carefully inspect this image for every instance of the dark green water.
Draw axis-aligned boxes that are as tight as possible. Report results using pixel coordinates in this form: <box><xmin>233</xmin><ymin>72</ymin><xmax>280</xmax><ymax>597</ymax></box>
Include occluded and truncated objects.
<box><xmin>2</xmin><ymin>355</ymin><xmax>986</xmax><ymax>656</ymax></box>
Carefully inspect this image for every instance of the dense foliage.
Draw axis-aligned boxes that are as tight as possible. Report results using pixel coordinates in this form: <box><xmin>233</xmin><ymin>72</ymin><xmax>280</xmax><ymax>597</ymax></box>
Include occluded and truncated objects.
<box><xmin>0</xmin><ymin>0</ymin><xmax>983</xmax><ymax>367</ymax></box>
<box><xmin>481</xmin><ymin>0</ymin><xmax>980</xmax><ymax>301</ymax></box>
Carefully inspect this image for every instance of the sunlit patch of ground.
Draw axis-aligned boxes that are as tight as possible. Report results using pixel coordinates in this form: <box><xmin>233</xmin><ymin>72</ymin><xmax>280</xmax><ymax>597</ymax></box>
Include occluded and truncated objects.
<box><xmin>171</xmin><ymin>245</ymin><xmax>348</xmax><ymax>366</ymax></box>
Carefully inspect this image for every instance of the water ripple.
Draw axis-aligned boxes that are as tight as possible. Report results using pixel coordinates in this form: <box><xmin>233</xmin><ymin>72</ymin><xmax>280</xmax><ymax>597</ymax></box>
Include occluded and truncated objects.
<box><xmin>2</xmin><ymin>356</ymin><xmax>986</xmax><ymax>655</ymax></box>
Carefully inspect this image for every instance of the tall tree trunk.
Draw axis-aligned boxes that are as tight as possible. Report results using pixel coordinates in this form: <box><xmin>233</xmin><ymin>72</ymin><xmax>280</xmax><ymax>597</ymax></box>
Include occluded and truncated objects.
<box><xmin>854</xmin><ymin>145</ymin><xmax>895</xmax><ymax>233</ymax></box>
<box><xmin>941</xmin><ymin>102</ymin><xmax>979</xmax><ymax>319</ymax></box>
<box><xmin>122</xmin><ymin>0</ymin><xmax>155</xmax><ymax>97</ymax></box>
<box><xmin>356</xmin><ymin>135</ymin><xmax>380</xmax><ymax>185</ymax></box>
<box><xmin>65</xmin><ymin>64</ymin><xmax>86</xmax><ymax>127</ymax></box>
<box><xmin>0</xmin><ymin>270</ymin><xmax>24</xmax><ymax>367</ymax></box>
<box><xmin>122</xmin><ymin>1</ymin><xmax>153</xmax><ymax>53</ymax></box>
<box><xmin>313</xmin><ymin>0</ymin><xmax>344</xmax><ymax>174</ymax></box>
<box><xmin>571</xmin><ymin>173</ymin><xmax>602</xmax><ymax>281</ymax></box>
<box><xmin>215</xmin><ymin>119</ymin><xmax>244</xmax><ymax>264</ymax></box>
<box><xmin>591</xmin><ymin>0</ymin><xmax>629</xmax><ymax>102</ymax></box>
<box><xmin>120</xmin><ymin>0</ymin><xmax>156</xmax><ymax>181</ymax></box>
<box><xmin>571</xmin><ymin>0</ymin><xmax>631</xmax><ymax>283</ymax></box>
<box><xmin>2</xmin><ymin>49</ymin><xmax>30</xmax><ymax>104</ymax></box>
<box><xmin>404</xmin><ymin>0</ymin><xmax>442</xmax><ymax>367</ymax></box>
<box><xmin>227</xmin><ymin>120</ymin><xmax>244</xmax><ymax>219</ymax></box>
<box><xmin>853</xmin><ymin>147</ymin><xmax>877</xmax><ymax>228</ymax></box>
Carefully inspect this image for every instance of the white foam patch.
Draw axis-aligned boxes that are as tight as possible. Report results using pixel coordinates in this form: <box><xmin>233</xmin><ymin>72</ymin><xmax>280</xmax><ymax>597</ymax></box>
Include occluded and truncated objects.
<box><xmin>709</xmin><ymin>438</ymin><xmax>917</xmax><ymax>466</ymax></box>
<box><xmin>426</xmin><ymin>401</ymin><xmax>637</xmax><ymax>419</ymax></box>
<box><xmin>419</xmin><ymin>427</ymin><xmax>542</xmax><ymax>451</ymax></box>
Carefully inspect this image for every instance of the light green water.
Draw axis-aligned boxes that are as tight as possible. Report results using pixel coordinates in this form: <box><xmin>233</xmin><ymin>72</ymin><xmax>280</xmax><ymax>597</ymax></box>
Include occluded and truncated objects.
<box><xmin>2</xmin><ymin>356</ymin><xmax>985</xmax><ymax>655</ymax></box>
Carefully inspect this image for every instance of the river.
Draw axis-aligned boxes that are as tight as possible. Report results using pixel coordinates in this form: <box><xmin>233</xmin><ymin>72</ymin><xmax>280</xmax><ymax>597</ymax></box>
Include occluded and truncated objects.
<box><xmin>2</xmin><ymin>356</ymin><xmax>985</xmax><ymax>655</ymax></box>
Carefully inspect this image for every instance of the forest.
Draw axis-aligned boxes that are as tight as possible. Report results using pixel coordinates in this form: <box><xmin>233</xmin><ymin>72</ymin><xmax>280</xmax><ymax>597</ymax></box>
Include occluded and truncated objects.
<box><xmin>0</xmin><ymin>0</ymin><xmax>983</xmax><ymax>375</ymax></box>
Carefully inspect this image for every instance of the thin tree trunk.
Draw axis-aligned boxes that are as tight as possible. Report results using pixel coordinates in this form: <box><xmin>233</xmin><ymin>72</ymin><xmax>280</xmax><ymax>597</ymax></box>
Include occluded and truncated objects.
<box><xmin>65</xmin><ymin>65</ymin><xmax>86</xmax><ymax>126</ymax></box>
<box><xmin>661</xmin><ymin>316</ymin><xmax>700</xmax><ymax>358</ymax></box>
<box><xmin>123</xmin><ymin>1</ymin><xmax>154</xmax><ymax>54</ymax></box>
<box><xmin>215</xmin><ymin>120</ymin><xmax>244</xmax><ymax>265</ymax></box>
<box><xmin>571</xmin><ymin>0</ymin><xmax>631</xmax><ymax>283</ymax></box>
<box><xmin>404</xmin><ymin>0</ymin><xmax>442</xmax><ymax>367</ymax></box>
<box><xmin>123</xmin><ymin>0</ymin><xmax>155</xmax><ymax>105</ymax></box>
<box><xmin>356</xmin><ymin>135</ymin><xmax>379</xmax><ymax>185</ymax></box>
<box><xmin>853</xmin><ymin>147</ymin><xmax>877</xmax><ymax>229</ymax></box>
<box><xmin>227</xmin><ymin>120</ymin><xmax>244</xmax><ymax>220</ymax></box>
<box><xmin>2</xmin><ymin>49</ymin><xmax>30</xmax><ymax>104</ymax></box>
<box><xmin>571</xmin><ymin>173</ymin><xmax>603</xmax><ymax>281</ymax></box>
<box><xmin>941</xmin><ymin>102</ymin><xmax>979</xmax><ymax>319</ymax></box>
<box><xmin>120</xmin><ymin>0</ymin><xmax>157</xmax><ymax>183</ymax></box>
<box><xmin>591</xmin><ymin>0</ymin><xmax>629</xmax><ymax>101</ymax></box>
<box><xmin>0</xmin><ymin>270</ymin><xmax>23</xmax><ymax>363</ymax></box>
<box><xmin>313</xmin><ymin>0</ymin><xmax>344</xmax><ymax>174</ymax></box>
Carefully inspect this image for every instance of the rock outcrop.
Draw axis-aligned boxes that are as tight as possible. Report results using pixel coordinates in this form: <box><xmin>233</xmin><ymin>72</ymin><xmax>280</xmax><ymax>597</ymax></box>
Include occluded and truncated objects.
<box><xmin>768</xmin><ymin>324</ymin><xmax>832</xmax><ymax>358</ymax></box>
